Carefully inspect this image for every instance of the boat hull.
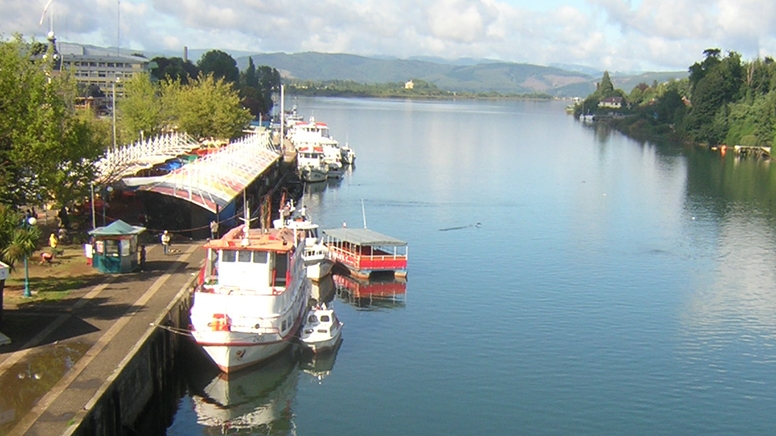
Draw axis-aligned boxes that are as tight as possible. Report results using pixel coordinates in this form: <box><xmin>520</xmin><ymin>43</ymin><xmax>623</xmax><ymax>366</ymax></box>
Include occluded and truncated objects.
<box><xmin>193</xmin><ymin>332</ymin><xmax>292</xmax><ymax>373</ymax></box>
<box><xmin>306</xmin><ymin>258</ymin><xmax>333</xmax><ymax>281</ymax></box>
<box><xmin>301</xmin><ymin>166</ymin><xmax>327</xmax><ymax>183</ymax></box>
<box><xmin>302</xmin><ymin>333</ymin><xmax>341</xmax><ymax>353</ymax></box>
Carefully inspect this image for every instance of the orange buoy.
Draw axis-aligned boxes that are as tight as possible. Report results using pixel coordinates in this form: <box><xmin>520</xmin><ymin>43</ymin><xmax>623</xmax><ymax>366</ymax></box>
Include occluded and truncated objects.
<box><xmin>208</xmin><ymin>313</ymin><xmax>231</xmax><ymax>331</ymax></box>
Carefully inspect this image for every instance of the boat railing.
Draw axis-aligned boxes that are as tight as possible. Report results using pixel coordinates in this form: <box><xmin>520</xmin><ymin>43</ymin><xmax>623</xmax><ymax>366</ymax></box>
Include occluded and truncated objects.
<box><xmin>327</xmin><ymin>245</ymin><xmax>407</xmax><ymax>267</ymax></box>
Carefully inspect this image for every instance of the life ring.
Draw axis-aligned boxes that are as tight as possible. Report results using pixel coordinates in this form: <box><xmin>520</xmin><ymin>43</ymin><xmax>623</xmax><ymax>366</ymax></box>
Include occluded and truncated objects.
<box><xmin>207</xmin><ymin>313</ymin><xmax>231</xmax><ymax>331</ymax></box>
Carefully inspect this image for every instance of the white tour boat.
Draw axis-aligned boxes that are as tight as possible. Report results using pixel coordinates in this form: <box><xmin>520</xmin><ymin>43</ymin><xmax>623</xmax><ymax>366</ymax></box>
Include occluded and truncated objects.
<box><xmin>190</xmin><ymin>219</ymin><xmax>311</xmax><ymax>373</ymax></box>
<box><xmin>289</xmin><ymin>117</ymin><xmax>355</xmax><ymax>169</ymax></box>
<box><xmin>299</xmin><ymin>303</ymin><xmax>343</xmax><ymax>353</ymax></box>
<box><xmin>296</xmin><ymin>144</ymin><xmax>328</xmax><ymax>183</ymax></box>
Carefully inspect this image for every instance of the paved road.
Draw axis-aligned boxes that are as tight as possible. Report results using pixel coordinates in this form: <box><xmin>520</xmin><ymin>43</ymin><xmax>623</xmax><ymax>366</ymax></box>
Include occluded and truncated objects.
<box><xmin>0</xmin><ymin>241</ymin><xmax>206</xmax><ymax>436</ymax></box>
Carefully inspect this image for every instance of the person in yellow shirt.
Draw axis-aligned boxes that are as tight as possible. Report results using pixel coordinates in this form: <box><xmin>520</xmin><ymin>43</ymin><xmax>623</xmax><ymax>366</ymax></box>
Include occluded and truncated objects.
<box><xmin>49</xmin><ymin>233</ymin><xmax>58</xmax><ymax>250</ymax></box>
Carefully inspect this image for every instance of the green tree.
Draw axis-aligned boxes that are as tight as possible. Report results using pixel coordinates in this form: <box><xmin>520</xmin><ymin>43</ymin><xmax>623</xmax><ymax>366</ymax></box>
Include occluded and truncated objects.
<box><xmin>117</xmin><ymin>73</ymin><xmax>163</xmax><ymax>144</ymax></box>
<box><xmin>162</xmin><ymin>74</ymin><xmax>252</xmax><ymax>140</ymax></box>
<box><xmin>241</xmin><ymin>57</ymin><xmax>258</xmax><ymax>89</ymax></box>
<box><xmin>255</xmin><ymin>66</ymin><xmax>281</xmax><ymax>114</ymax></box>
<box><xmin>654</xmin><ymin>88</ymin><xmax>686</xmax><ymax>124</ymax></box>
<box><xmin>197</xmin><ymin>50</ymin><xmax>239</xmax><ymax>84</ymax></box>
<box><xmin>689</xmin><ymin>48</ymin><xmax>722</xmax><ymax>90</ymax></box>
<box><xmin>597</xmin><ymin>71</ymin><xmax>615</xmax><ymax>97</ymax></box>
<box><xmin>0</xmin><ymin>35</ymin><xmax>104</xmax><ymax>207</ymax></box>
<box><xmin>150</xmin><ymin>56</ymin><xmax>199</xmax><ymax>84</ymax></box>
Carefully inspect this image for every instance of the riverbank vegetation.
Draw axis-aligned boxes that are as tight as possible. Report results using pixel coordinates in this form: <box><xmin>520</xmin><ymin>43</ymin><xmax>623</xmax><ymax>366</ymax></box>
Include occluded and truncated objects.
<box><xmin>577</xmin><ymin>49</ymin><xmax>776</xmax><ymax>149</ymax></box>
<box><xmin>286</xmin><ymin>78</ymin><xmax>553</xmax><ymax>100</ymax></box>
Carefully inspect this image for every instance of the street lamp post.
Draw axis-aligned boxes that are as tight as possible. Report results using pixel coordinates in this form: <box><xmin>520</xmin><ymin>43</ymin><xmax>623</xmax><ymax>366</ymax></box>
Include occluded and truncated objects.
<box><xmin>23</xmin><ymin>216</ymin><xmax>37</xmax><ymax>298</ymax></box>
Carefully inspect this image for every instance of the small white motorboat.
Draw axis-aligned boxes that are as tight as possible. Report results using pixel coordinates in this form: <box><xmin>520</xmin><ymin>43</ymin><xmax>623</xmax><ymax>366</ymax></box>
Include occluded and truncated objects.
<box><xmin>300</xmin><ymin>304</ymin><xmax>343</xmax><ymax>353</ymax></box>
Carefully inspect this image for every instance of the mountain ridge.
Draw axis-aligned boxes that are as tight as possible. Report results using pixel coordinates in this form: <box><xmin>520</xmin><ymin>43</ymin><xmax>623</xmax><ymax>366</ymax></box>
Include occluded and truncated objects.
<box><xmin>235</xmin><ymin>52</ymin><xmax>687</xmax><ymax>97</ymax></box>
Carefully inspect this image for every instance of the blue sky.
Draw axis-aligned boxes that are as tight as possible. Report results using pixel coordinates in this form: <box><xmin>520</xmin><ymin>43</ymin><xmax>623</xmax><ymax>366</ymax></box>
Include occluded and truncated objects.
<box><xmin>2</xmin><ymin>0</ymin><xmax>775</xmax><ymax>72</ymax></box>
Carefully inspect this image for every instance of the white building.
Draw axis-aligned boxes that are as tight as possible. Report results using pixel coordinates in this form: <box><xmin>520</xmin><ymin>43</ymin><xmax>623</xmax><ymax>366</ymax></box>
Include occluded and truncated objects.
<box><xmin>59</xmin><ymin>42</ymin><xmax>150</xmax><ymax>96</ymax></box>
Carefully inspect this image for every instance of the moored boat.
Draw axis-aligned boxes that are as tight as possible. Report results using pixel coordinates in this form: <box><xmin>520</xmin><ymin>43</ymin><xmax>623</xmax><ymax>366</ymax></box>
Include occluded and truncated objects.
<box><xmin>273</xmin><ymin>208</ymin><xmax>334</xmax><ymax>281</ymax></box>
<box><xmin>296</xmin><ymin>145</ymin><xmax>328</xmax><ymax>183</ymax></box>
<box><xmin>299</xmin><ymin>303</ymin><xmax>343</xmax><ymax>353</ymax></box>
<box><xmin>190</xmin><ymin>219</ymin><xmax>311</xmax><ymax>373</ymax></box>
<box><xmin>322</xmin><ymin>227</ymin><xmax>408</xmax><ymax>280</ymax></box>
<box><xmin>340</xmin><ymin>142</ymin><xmax>356</xmax><ymax>165</ymax></box>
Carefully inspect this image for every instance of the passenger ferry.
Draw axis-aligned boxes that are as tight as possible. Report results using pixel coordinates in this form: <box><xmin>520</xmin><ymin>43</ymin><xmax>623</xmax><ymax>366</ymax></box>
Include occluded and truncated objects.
<box><xmin>191</xmin><ymin>220</ymin><xmax>311</xmax><ymax>373</ymax></box>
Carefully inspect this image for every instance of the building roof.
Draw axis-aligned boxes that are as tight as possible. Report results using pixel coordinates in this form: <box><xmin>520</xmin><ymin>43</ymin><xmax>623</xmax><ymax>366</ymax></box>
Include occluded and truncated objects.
<box><xmin>59</xmin><ymin>42</ymin><xmax>149</xmax><ymax>64</ymax></box>
<box><xmin>322</xmin><ymin>228</ymin><xmax>407</xmax><ymax>246</ymax></box>
<box><xmin>88</xmin><ymin>219</ymin><xmax>146</xmax><ymax>237</ymax></box>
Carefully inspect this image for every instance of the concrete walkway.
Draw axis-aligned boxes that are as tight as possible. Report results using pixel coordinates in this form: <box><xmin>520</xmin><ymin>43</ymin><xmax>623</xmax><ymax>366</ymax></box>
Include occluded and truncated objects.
<box><xmin>0</xmin><ymin>241</ymin><xmax>206</xmax><ymax>436</ymax></box>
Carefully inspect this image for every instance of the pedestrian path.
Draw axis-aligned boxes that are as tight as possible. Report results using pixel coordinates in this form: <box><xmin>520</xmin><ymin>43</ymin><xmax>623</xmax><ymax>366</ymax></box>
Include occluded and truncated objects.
<box><xmin>0</xmin><ymin>241</ymin><xmax>205</xmax><ymax>436</ymax></box>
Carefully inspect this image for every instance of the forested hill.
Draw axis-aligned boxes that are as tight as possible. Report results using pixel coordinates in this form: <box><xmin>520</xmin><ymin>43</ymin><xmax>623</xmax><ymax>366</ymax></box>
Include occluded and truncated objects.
<box><xmin>235</xmin><ymin>52</ymin><xmax>686</xmax><ymax>97</ymax></box>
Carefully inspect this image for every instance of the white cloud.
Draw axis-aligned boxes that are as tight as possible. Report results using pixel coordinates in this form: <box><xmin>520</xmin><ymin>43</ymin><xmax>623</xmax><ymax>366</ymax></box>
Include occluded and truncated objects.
<box><xmin>2</xmin><ymin>0</ymin><xmax>776</xmax><ymax>71</ymax></box>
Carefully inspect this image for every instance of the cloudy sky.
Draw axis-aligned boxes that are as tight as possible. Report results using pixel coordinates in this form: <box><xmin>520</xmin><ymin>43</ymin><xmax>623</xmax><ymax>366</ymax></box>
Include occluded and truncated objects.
<box><xmin>2</xmin><ymin>0</ymin><xmax>776</xmax><ymax>72</ymax></box>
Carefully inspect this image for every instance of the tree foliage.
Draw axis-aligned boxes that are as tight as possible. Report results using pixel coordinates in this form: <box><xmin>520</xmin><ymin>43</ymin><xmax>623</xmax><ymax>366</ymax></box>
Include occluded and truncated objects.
<box><xmin>593</xmin><ymin>49</ymin><xmax>776</xmax><ymax>148</ymax></box>
<box><xmin>150</xmin><ymin>56</ymin><xmax>199</xmax><ymax>84</ymax></box>
<box><xmin>197</xmin><ymin>50</ymin><xmax>239</xmax><ymax>84</ymax></box>
<box><xmin>161</xmin><ymin>74</ymin><xmax>252</xmax><ymax>140</ymax></box>
<box><xmin>0</xmin><ymin>35</ymin><xmax>104</xmax><ymax>207</ymax></box>
<box><xmin>117</xmin><ymin>72</ymin><xmax>163</xmax><ymax>143</ymax></box>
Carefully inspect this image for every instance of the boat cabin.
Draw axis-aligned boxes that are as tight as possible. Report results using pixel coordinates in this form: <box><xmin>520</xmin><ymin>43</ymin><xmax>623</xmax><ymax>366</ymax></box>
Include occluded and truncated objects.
<box><xmin>322</xmin><ymin>228</ymin><xmax>408</xmax><ymax>279</ymax></box>
<box><xmin>199</xmin><ymin>225</ymin><xmax>304</xmax><ymax>294</ymax></box>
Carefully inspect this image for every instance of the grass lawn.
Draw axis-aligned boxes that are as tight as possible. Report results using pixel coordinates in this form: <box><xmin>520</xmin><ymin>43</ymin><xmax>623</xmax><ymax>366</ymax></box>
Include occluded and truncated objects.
<box><xmin>3</xmin><ymin>243</ymin><xmax>100</xmax><ymax>305</ymax></box>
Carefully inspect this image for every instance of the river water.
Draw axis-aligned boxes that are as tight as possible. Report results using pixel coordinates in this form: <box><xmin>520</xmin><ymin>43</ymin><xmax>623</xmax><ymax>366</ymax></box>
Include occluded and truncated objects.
<box><xmin>161</xmin><ymin>97</ymin><xmax>776</xmax><ymax>435</ymax></box>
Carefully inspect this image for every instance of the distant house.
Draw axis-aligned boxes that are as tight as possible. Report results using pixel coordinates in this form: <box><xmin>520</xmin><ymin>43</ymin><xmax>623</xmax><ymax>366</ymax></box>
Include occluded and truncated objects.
<box><xmin>404</xmin><ymin>80</ymin><xmax>414</xmax><ymax>90</ymax></box>
<box><xmin>598</xmin><ymin>96</ymin><xmax>624</xmax><ymax>109</ymax></box>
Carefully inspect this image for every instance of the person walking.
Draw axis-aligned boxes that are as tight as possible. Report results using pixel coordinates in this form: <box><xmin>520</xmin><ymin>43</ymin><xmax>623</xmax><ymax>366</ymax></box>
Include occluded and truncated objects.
<box><xmin>139</xmin><ymin>245</ymin><xmax>146</xmax><ymax>270</ymax></box>
<box><xmin>210</xmin><ymin>220</ymin><xmax>219</xmax><ymax>239</ymax></box>
<box><xmin>161</xmin><ymin>230</ymin><xmax>171</xmax><ymax>255</ymax></box>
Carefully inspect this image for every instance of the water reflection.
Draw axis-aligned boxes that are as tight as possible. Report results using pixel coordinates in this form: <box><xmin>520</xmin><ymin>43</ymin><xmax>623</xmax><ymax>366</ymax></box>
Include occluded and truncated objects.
<box><xmin>0</xmin><ymin>339</ymin><xmax>91</xmax><ymax>433</ymax></box>
<box><xmin>311</xmin><ymin>274</ymin><xmax>336</xmax><ymax>305</ymax></box>
<box><xmin>300</xmin><ymin>339</ymin><xmax>342</xmax><ymax>385</ymax></box>
<box><xmin>187</xmin><ymin>349</ymin><xmax>299</xmax><ymax>435</ymax></box>
<box><xmin>333</xmin><ymin>274</ymin><xmax>406</xmax><ymax>310</ymax></box>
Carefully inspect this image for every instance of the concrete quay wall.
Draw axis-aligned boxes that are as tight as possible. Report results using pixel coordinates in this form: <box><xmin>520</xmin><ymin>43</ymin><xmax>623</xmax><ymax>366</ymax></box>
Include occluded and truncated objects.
<box><xmin>64</xmin><ymin>277</ymin><xmax>196</xmax><ymax>436</ymax></box>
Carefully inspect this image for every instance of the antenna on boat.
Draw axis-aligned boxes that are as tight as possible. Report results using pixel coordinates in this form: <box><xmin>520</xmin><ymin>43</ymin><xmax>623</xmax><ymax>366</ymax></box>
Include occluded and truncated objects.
<box><xmin>361</xmin><ymin>199</ymin><xmax>367</xmax><ymax>229</ymax></box>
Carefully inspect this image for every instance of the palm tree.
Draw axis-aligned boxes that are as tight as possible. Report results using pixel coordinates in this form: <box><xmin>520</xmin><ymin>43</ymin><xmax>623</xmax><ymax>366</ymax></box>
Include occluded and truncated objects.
<box><xmin>0</xmin><ymin>206</ymin><xmax>41</xmax><ymax>271</ymax></box>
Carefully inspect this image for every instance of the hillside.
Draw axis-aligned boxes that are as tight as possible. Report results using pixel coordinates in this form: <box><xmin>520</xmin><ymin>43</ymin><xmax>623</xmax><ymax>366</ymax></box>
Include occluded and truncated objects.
<box><xmin>237</xmin><ymin>52</ymin><xmax>688</xmax><ymax>97</ymax></box>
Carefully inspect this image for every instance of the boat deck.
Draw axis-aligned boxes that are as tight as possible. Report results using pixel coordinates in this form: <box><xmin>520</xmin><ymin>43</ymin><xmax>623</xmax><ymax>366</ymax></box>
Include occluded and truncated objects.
<box><xmin>322</xmin><ymin>228</ymin><xmax>408</xmax><ymax>279</ymax></box>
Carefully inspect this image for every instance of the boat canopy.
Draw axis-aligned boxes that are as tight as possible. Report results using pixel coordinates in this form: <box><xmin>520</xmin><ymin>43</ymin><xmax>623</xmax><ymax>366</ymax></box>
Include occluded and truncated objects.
<box><xmin>322</xmin><ymin>228</ymin><xmax>406</xmax><ymax>247</ymax></box>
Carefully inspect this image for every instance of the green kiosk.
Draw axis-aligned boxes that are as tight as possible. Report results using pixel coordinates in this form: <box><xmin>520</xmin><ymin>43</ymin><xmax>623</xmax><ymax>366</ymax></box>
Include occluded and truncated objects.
<box><xmin>88</xmin><ymin>220</ymin><xmax>146</xmax><ymax>273</ymax></box>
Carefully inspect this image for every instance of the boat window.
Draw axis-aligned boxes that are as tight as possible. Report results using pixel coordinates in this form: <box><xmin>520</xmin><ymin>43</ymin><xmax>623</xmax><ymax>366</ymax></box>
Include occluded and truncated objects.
<box><xmin>253</xmin><ymin>251</ymin><xmax>268</xmax><ymax>264</ymax></box>
<box><xmin>282</xmin><ymin>320</ymin><xmax>287</xmax><ymax>331</ymax></box>
<box><xmin>238</xmin><ymin>250</ymin><xmax>252</xmax><ymax>263</ymax></box>
<box><xmin>320</xmin><ymin>315</ymin><xmax>330</xmax><ymax>322</ymax></box>
<box><xmin>308</xmin><ymin>315</ymin><xmax>318</xmax><ymax>323</ymax></box>
<box><xmin>221</xmin><ymin>250</ymin><xmax>236</xmax><ymax>262</ymax></box>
